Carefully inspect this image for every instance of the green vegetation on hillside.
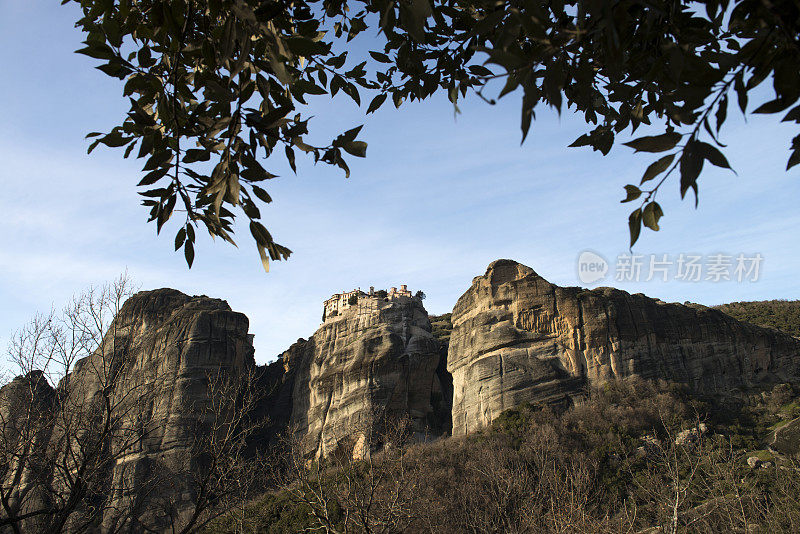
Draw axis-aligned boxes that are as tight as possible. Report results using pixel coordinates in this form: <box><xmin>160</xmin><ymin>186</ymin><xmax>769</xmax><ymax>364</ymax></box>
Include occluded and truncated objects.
<box><xmin>715</xmin><ymin>300</ymin><xmax>800</xmax><ymax>338</ymax></box>
<box><xmin>207</xmin><ymin>378</ymin><xmax>800</xmax><ymax>533</ymax></box>
<box><xmin>428</xmin><ymin>313</ymin><xmax>452</xmax><ymax>349</ymax></box>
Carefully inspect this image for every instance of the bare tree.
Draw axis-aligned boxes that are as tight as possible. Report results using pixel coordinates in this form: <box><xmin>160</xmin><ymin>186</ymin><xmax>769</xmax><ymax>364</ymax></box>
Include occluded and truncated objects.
<box><xmin>0</xmin><ymin>276</ymin><xmax>267</xmax><ymax>534</ymax></box>
<box><xmin>154</xmin><ymin>367</ymin><xmax>269</xmax><ymax>534</ymax></box>
<box><xmin>276</xmin><ymin>411</ymin><xmax>418</xmax><ymax>534</ymax></box>
<box><xmin>0</xmin><ymin>275</ymin><xmax>143</xmax><ymax>533</ymax></box>
<box><xmin>624</xmin><ymin>415</ymin><xmax>777</xmax><ymax>534</ymax></box>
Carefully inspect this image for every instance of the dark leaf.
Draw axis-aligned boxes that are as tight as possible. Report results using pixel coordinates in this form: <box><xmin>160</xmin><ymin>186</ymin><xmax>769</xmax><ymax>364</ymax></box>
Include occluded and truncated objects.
<box><xmin>241</xmin><ymin>166</ymin><xmax>278</xmax><ymax>182</ymax></box>
<box><xmin>285</xmin><ymin>36</ymin><xmax>329</xmax><ymax>57</ymax></box>
<box><xmin>623</xmin><ymin>132</ymin><xmax>682</xmax><ymax>153</ymax></box>
<box><xmin>369</xmin><ymin>51</ymin><xmax>391</xmax><ymax>63</ymax></box>
<box><xmin>242</xmin><ymin>198</ymin><xmax>261</xmax><ymax>219</ymax></box>
<box><xmin>642</xmin><ymin>202</ymin><xmax>664</xmax><ymax>231</ymax></box>
<box><xmin>568</xmin><ymin>134</ymin><xmax>591</xmax><ymax>148</ymax></box>
<box><xmin>184</xmin><ymin>240</ymin><xmax>195</xmax><ymax>268</ymax></box>
<box><xmin>252</xmin><ymin>185</ymin><xmax>272</xmax><ymax>203</ymax></box>
<box><xmin>183</xmin><ymin>149</ymin><xmax>211</xmax><ymax>163</ymax></box>
<box><xmin>788</xmin><ymin>149</ymin><xmax>800</xmax><ymax>171</ymax></box>
<box><xmin>782</xmin><ymin>105</ymin><xmax>800</xmax><ymax>123</ymax></box>
<box><xmin>468</xmin><ymin>65</ymin><xmax>493</xmax><ymax>77</ymax></box>
<box><xmin>341</xmin><ymin>82</ymin><xmax>361</xmax><ymax>105</ymax></box>
<box><xmin>753</xmin><ymin>98</ymin><xmax>795</xmax><ymax>114</ymax></box>
<box><xmin>699</xmin><ymin>142</ymin><xmax>734</xmax><ymax>172</ymax></box>
<box><xmin>337</xmin><ymin>125</ymin><xmax>363</xmax><ymax>145</ymax></box>
<box><xmin>367</xmin><ymin>93</ymin><xmax>387</xmax><ymax>114</ymax></box>
<box><xmin>520</xmin><ymin>103</ymin><xmax>533</xmax><ymax>144</ymax></box>
<box><xmin>680</xmin><ymin>140</ymin><xmax>703</xmax><ymax>206</ymax></box>
<box><xmin>96</xmin><ymin>61</ymin><xmax>131</xmax><ymax>79</ymax></box>
<box><xmin>249</xmin><ymin>221</ymin><xmax>273</xmax><ymax>246</ymax></box>
<box><xmin>157</xmin><ymin>194</ymin><xmax>176</xmax><ymax>233</ymax></box>
<box><xmin>628</xmin><ymin>209</ymin><xmax>642</xmax><ymax>248</ymax></box>
<box><xmin>621</xmin><ymin>185</ymin><xmax>642</xmax><ymax>203</ymax></box>
<box><xmin>138</xmin><ymin>168</ymin><xmax>169</xmax><ymax>186</ymax></box>
<box><xmin>101</xmin><ymin>132</ymin><xmax>131</xmax><ymax>147</ymax></box>
<box><xmin>715</xmin><ymin>94</ymin><xmax>728</xmax><ymax>133</ymax></box>
<box><xmin>285</xmin><ymin>146</ymin><xmax>297</xmax><ymax>173</ymax></box>
<box><xmin>343</xmin><ymin>140</ymin><xmax>367</xmax><ymax>158</ymax></box>
<box><xmin>76</xmin><ymin>43</ymin><xmax>115</xmax><ymax>60</ymax></box>
<box><xmin>175</xmin><ymin>228</ymin><xmax>186</xmax><ymax>251</ymax></box>
<box><xmin>123</xmin><ymin>141</ymin><xmax>137</xmax><ymax>158</ymax></box>
<box><xmin>294</xmin><ymin>79</ymin><xmax>327</xmax><ymax>96</ymax></box>
<box><xmin>402</xmin><ymin>0</ymin><xmax>432</xmax><ymax>42</ymax></box>
<box><xmin>640</xmin><ymin>154</ymin><xmax>675</xmax><ymax>184</ymax></box>
<box><xmin>734</xmin><ymin>71</ymin><xmax>747</xmax><ymax>114</ymax></box>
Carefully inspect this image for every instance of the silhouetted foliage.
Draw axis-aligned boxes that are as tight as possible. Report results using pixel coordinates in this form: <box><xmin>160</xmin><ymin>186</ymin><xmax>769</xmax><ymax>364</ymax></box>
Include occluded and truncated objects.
<box><xmin>68</xmin><ymin>0</ymin><xmax>800</xmax><ymax>266</ymax></box>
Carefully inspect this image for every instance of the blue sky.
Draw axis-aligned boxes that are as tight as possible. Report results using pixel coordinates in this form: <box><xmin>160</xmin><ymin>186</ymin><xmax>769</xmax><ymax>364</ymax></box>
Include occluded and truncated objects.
<box><xmin>1</xmin><ymin>2</ymin><xmax>799</xmax><ymax>365</ymax></box>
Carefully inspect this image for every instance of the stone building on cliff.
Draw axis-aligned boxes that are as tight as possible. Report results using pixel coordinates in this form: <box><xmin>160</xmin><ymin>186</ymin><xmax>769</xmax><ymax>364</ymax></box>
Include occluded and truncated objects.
<box><xmin>388</xmin><ymin>284</ymin><xmax>412</xmax><ymax>299</ymax></box>
<box><xmin>323</xmin><ymin>285</ymin><xmax>415</xmax><ymax>322</ymax></box>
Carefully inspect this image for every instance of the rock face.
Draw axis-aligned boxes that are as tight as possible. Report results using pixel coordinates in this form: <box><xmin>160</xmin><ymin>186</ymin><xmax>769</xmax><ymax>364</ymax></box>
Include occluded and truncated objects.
<box><xmin>279</xmin><ymin>295</ymin><xmax>447</xmax><ymax>458</ymax></box>
<box><xmin>770</xmin><ymin>417</ymin><xmax>800</xmax><ymax>455</ymax></box>
<box><xmin>0</xmin><ymin>371</ymin><xmax>57</xmax><ymax>525</ymax></box>
<box><xmin>0</xmin><ymin>289</ymin><xmax>254</xmax><ymax>532</ymax></box>
<box><xmin>73</xmin><ymin>289</ymin><xmax>254</xmax><ymax>530</ymax></box>
<box><xmin>448</xmin><ymin>260</ymin><xmax>800</xmax><ymax>435</ymax></box>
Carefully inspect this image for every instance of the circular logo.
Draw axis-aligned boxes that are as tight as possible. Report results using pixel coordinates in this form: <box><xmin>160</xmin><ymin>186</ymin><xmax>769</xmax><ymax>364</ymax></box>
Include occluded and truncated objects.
<box><xmin>577</xmin><ymin>251</ymin><xmax>608</xmax><ymax>284</ymax></box>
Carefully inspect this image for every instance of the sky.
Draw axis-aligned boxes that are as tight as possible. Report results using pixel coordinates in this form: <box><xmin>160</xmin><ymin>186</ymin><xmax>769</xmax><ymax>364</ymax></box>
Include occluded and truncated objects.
<box><xmin>1</xmin><ymin>2</ymin><xmax>799</xmax><ymax>366</ymax></box>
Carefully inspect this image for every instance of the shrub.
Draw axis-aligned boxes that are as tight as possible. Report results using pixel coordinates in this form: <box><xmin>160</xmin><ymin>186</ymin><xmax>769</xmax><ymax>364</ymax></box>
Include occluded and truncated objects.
<box><xmin>212</xmin><ymin>377</ymin><xmax>800</xmax><ymax>533</ymax></box>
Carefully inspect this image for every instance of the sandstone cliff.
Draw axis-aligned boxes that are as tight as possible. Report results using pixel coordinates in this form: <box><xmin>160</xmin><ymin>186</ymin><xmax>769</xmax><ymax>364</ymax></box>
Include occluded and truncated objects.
<box><xmin>0</xmin><ymin>289</ymin><xmax>254</xmax><ymax>532</ymax></box>
<box><xmin>74</xmin><ymin>289</ymin><xmax>254</xmax><ymax>529</ymax></box>
<box><xmin>448</xmin><ymin>260</ymin><xmax>800</xmax><ymax>436</ymax></box>
<box><xmin>279</xmin><ymin>295</ymin><xmax>447</xmax><ymax>458</ymax></box>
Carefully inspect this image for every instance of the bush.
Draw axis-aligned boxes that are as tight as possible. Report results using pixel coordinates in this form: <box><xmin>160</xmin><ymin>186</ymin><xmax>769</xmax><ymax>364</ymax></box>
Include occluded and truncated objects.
<box><xmin>715</xmin><ymin>300</ymin><xmax>800</xmax><ymax>337</ymax></box>
<box><xmin>212</xmin><ymin>377</ymin><xmax>800</xmax><ymax>533</ymax></box>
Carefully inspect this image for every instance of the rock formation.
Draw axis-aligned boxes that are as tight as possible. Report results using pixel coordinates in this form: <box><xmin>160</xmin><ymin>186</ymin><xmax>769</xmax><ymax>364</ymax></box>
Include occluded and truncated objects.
<box><xmin>5</xmin><ymin>263</ymin><xmax>800</xmax><ymax>531</ymax></box>
<box><xmin>75</xmin><ymin>289</ymin><xmax>254</xmax><ymax>530</ymax></box>
<box><xmin>770</xmin><ymin>417</ymin><xmax>800</xmax><ymax>455</ymax></box>
<box><xmin>0</xmin><ymin>370</ymin><xmax>57</xmax><ymax>527</ymax></box>
<box><xmin>448</xmin><ymin>259</ymin><xmax>800</xmax><ymax>435</ymax></box>
<box><xmin>0</xmin><ymin>289</ymin><xmax>254</xmax><ymax>532</ymax></box>
<box><xmin>279</xmin><ymin>295</ymin><xmax>447</xmax><ymax>458</ymax></box>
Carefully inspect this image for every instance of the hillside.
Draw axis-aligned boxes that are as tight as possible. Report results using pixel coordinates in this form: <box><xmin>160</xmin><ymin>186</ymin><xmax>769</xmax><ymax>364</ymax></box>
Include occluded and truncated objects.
<box><xmin>715</xmin><ymin>300</ymin><xmax>800</xmax><ymax>338</ymax></box>
<box><xmin>208</xmin><ymin>378</ymin><xmax>800</xmax><ymax>533</ymax></box>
